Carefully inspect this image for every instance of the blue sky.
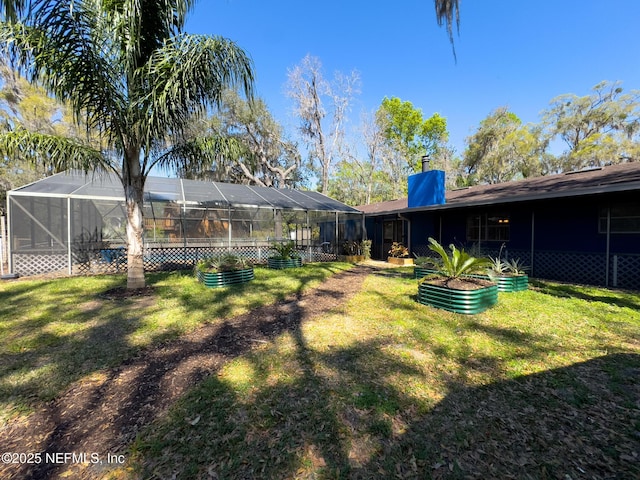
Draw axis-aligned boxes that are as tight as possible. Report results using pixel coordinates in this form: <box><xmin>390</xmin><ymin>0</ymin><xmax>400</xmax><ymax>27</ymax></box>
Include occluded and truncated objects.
<box><xmin>186</xmin><ymin>0</ymin><xmax>640</xmax><ymax>157</ymax></box>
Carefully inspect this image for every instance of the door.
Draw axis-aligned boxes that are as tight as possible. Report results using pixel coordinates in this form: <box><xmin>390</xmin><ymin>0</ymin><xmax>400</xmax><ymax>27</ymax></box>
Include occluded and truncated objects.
<box><xmin>382</xmin><ymin>220</ymin><xmax>403</xmax><ymax>259</ymax></box>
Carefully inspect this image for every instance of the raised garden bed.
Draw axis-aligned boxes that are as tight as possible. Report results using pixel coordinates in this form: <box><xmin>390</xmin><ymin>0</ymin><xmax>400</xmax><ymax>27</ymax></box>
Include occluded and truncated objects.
<box><xmin>414</xmin><ymin>266</ymin><xmax>440</xmax><ymax>278</ymax></box>
<box><xmin>196</xmin><ymin>268</ymin><xmax>255</xmax><ymax>288</ymax></box>
<box><xmin>421</xmin><ymin>269</ymin><xmax>529</xmax><ymax>293</ymax></box>
<box><xmin>267</xmin><ymin>257</ymin><xmax>302</xmax><ymax>269</ymax></box>
<box><xmin>387</xmin><ymin>257</ymin><xmax>414</xmax><ymax>266</ymax></box>
<box><xmin>418</xmin><ymin>278</ymin><xmax>498</xmax><ymax>314</ymax></box>
<box><xmin>338</xmin><ymin>255</ymin><xmax>365</xmax><ymax>263</ymax></box>
<box><xmin>492</xmin><ymin>274</ymin><xmax>529</xmax><ymax>292</ymax></box>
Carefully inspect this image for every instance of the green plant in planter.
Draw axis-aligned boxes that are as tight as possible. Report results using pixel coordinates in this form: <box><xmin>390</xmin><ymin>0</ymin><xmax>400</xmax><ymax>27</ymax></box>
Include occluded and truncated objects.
<box><xmin>505</xmin><ymin>258</ymin><xmax>528</xmax><ymax>275</ymax></box>
<box><xmin>269</xmin><ymin>241</ymin><xmax>302</xmax><ymax>269</ymax></box>
<box><xmin>425</xmin><ymin>237</ymin><xmax>491</xmax><ymax>279</ymax></box>
<box><xmin>485</xmin><ymin>250</ymin><xmax>529</xmax><ymax>292</ymax></box>
<box><xmin>495</xmin><ymin>258</ymin><xmax>529</xmax><ymax>292</ymax></box>
<box><xmin>270</xmin><ymin>241</ymin><xmax>300</xmax><ymax>260</ymax></box>
<box><xmin>195</xmin><ymin>254</ymin><xmax>254</xmax><ymax>288</ymax></box>
<box><xmin>418</xmin><ymin>238</ymin><xmax>497</xmax><ymax>314</ymax></box>
<box><xmin>388</xmin><ymin>242</ymin><xmax>409</xmax><ymax>258</ymax></box>
<box><xmin>196</xmin><ymin>253</ymin><xmax>252</xmax><ymax>273</ymax></box>
<box><xmin>487</xmin><ymin>256</ymin><xmax>508</xmax><ymax>276</ymax></box>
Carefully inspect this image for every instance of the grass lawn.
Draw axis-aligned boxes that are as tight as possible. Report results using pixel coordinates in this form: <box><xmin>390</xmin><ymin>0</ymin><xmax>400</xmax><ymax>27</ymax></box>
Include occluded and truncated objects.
<box><xmin>0</xmin><ymin>262</ymin><xmax>353</xmax><ymax>421</ymax></box>
<box><xmin>1</xmin><ymin>264</ymin><xmax>639</xmax><ymax>479</ymax></box>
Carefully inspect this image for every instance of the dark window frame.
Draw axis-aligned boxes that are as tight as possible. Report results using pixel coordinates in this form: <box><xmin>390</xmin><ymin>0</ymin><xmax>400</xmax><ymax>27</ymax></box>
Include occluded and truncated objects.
<box><xmin>599</xmin><ymin>205</ymin><xmax>640</xmax><ymax>234</ymax></box>
<box><xmin>466</xmin><ymin>213</ymin><xmax>510</xmax><ymax>242</ymax></box>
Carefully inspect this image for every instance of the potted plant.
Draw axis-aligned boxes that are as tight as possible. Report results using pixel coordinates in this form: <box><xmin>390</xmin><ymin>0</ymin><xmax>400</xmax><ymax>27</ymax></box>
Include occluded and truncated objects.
<box><xmin>387</xmin><ymin>242</ymin><xmax>414</xmax><ymax>265</ymax></box>
<box><xmin>195</xmin><ymin>253</ymin><xmax>254</xmax><ymax>288</ymax></box>
<box><xmin>417</xmin><ymin>238</ymin><xmax>497</xmax><ymax>314</ymax></box>
<box><xmin>339</xmin><ymin>240</ymin><xmax>365</xmax><ymax>263</ymax></box>
<box><xmin>268</xmin><ymin>240</ymin><xmax>302</xmax><ymax>269</ymax></box>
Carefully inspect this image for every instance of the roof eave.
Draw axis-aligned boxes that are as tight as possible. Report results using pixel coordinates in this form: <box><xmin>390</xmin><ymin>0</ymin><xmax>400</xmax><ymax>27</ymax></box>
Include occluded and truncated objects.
<box><xmin>363</xmin><ymin>182</ymin><xmax>640</xmax><ymax>216</ymax></box>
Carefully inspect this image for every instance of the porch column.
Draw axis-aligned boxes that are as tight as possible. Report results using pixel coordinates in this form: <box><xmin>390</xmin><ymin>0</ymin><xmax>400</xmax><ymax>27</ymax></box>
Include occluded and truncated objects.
<box><xmin>67</xmin><ymin>197</ymin><xmax>72</xmax><ymax>275</ymax></box>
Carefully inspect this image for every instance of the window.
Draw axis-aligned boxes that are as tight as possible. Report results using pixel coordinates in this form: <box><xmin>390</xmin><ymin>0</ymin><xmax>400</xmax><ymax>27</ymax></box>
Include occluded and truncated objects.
<box><xmin>599</xmin><ymin>205</ymin><xmax>640</xmax><ymax>233</ymax></box>
<box><xmin>467</xmin><ymin>213</ymin><xmax>510</xmax><ymax>241</ymax></box>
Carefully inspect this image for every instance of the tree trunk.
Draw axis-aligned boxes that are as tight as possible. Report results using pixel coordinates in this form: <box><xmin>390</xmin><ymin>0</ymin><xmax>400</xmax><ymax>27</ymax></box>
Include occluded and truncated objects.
<box><xmin>123</xmin><ymin>154</ymin><xmax>146</xmax><ymax>289</ymax></box>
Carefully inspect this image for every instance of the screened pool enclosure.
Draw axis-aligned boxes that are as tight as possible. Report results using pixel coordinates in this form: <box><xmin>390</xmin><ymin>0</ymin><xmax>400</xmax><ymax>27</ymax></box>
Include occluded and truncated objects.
<box><xmin>7</xmin><ymin>170</ymin><xmax>364</xmax><ymax>277</ymax></box>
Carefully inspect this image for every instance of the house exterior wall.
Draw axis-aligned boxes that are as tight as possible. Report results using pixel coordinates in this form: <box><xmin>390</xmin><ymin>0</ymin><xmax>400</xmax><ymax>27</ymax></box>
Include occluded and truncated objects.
<box><xmin>365</xmin><ymin>191</ymin><xmax>640</xmax><ymax>289</ymax></box>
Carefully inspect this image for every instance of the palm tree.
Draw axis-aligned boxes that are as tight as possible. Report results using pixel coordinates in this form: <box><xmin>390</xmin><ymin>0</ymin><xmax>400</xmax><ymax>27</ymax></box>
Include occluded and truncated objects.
<box><xmin>0</xmin><ymin>0</ymin><xmax>253</xmax><ymax>288</ymax></box>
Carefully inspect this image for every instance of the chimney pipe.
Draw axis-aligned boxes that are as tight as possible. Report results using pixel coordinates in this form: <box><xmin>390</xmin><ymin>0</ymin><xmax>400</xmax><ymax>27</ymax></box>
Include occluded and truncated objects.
<box><xmin>421</xmin><ymin>155</ymin><xmax>430</xmax><ymax>172</ymax></box>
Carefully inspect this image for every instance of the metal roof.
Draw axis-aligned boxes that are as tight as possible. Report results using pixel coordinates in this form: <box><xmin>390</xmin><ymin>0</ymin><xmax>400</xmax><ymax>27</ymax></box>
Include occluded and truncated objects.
<box><xmin>9</xmin><ymin>170</ymin><xmax>361</xmax><ymax>213</ymax></box>
<box><xmin>357</xmin><ymin>162</ymin><xmax>640</xmax><ymax>216</ymax></box>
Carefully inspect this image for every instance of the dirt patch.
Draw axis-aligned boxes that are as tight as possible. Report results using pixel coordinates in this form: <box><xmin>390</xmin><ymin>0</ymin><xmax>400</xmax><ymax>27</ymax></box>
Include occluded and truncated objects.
<box><xmin>98</xmin><ymin>286</ymin><xmax>155</xmax><ymax>300</ymax></box>
<box><xmin>0</xmin><ymin>265</ymin><xmax>374</xmax><ymax>480</ymax></box>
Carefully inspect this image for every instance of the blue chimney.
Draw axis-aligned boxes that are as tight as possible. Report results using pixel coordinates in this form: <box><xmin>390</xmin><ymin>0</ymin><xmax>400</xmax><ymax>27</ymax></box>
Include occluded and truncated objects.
<box><xmin>408</xmin><ymin>156</ymin><xmax>446</xmax><ymax>208</ymax></box>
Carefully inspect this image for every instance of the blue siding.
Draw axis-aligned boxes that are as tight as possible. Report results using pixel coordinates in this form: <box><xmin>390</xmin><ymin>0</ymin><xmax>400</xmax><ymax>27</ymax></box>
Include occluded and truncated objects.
<box><xmin>364</xmin><ymin>191</ymin><xmax>640</xmax><ymax>289</ymax></box>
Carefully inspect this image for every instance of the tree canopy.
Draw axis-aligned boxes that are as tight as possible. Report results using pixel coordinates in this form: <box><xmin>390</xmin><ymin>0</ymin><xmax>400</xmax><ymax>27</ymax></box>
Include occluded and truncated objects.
<box><xmin>0</xmin><ymin>0</ymin><xmax>253</xmax><ymax>288</ymax></box>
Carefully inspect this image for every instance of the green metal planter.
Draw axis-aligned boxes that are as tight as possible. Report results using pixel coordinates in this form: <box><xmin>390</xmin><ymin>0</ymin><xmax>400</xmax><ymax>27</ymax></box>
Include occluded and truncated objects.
<box><xmin>267</xmin><ymin>257</ymin><xmax>302</xmax><ymax>269</ymax></box>
<box><xmin>417</xmin><ymin>282</ymin><xmax>498</xmax><ymax>315</ymax></box>
<box><xmin>444</xmin><ymin>272</ymin><xmax>529</xmax><ymax>293</ymax></box>
<box><xmin>492</xmin><ymin>274</ymin><xmax>528</xmax><ymax>292</ymax></box>
<box><xmin>196</xmin><ymin>268</ymin><xmax>255</xmax><ymax>288</ymax></box>
<box><xmin>414</xmin><ymin>267</ymin><xmax>441</xmax><ymax>279</ymax></box>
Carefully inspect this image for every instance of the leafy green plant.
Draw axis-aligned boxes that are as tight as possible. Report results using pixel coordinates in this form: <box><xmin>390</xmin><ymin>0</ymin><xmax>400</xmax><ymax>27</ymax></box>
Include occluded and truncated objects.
<box><xmin>505</xmin><ymin>258</ymin><xmax>529</xmax><ymax>275</ymax></box>
<box><xmin>488</xmin><ymin>256</ymin><xmax>509</xmax><ymax>274</ymax></box>
<box><xmin>361</xmin><ymin>239</ymin><xmax>372</xmax><ymax>260</ymax></box>
<box><xmin>342</xmin><ymin>241</ymin><xmax>361</xmax><ymax>256</ymax></box>
<box><xmin>388</xmin><ymin>242</ymin><xmax>409</xmax><ymax>258</ymax></box>
<box><xmin>196</xmin><ymin>254</ymin><xmax>252</xmax><ymax>273</ymax></box>
<box><xmin>425</xmin><ymin>237</ymin><xmax>491</xmax><ymax>279</ymax></box>
<box><xmin>270</xmin><ymin>241</ymin><xmax>299</xmax><ymax>260</ymax></box>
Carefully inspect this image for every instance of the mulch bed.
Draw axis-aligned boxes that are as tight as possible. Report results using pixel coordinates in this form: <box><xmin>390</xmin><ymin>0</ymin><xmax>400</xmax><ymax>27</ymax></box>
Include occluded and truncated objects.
<box><xmin>0</xmin><ymin>265</ymin><xmax>374</xmax><ymax>480</ymax></box>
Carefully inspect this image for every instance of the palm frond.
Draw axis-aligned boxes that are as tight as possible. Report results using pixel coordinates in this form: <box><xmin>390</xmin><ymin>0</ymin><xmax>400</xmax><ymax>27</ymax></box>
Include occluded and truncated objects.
<box><xmin>0</xmin><ymin>128</ymin><xmax>112</xmax><ymax>173</ymax></box>
<box><xmin>137</xmin><ymin>34</ymin><xmax>254</xmax><ymax>140</ymax></box>
<box><xmin>103</xmin><ymin>0</ymin><xmax>197</xmax><ymax>70</ymax></box>
<box><xmin>428</xmin><ymin>237</ymin><xmax>490</xmax><ymax>278</ymax></box>
<box><xmin>151</xmin><ymin>135</ymin><xmax>245</xmax><ymax>175</ymax></box>
<box><xmin>0</xmin><ymin>6</ymin><xmax>128</xmax><ymax>141</ymax></box>
<box><xmin>0</xmin><ymin>0</ymin><xmax>27</xmax><ymax>22</ymax></box>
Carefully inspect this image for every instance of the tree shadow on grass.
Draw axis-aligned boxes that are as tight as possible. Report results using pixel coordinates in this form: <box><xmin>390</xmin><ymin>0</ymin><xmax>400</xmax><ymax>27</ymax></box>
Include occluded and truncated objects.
<box><xmin>0</xmin><ymin>264</ymin><xmax>368</xmax><ymax>480</ymax></box>
<box><xmin>162</xmin><ymin>263</ymin><xmax>352</xmax><ymax>320</ymax></box>
<box><xmin>0</xmin><ymin>275</ymin><xmax>147</xmax><ymax>405</ymax></box>
<box><xmin>531</xmin><ymin>279</ymin><xmax>640</xmax><ymax>310</ymax></box>
<box><xmin>130</xmin><ymin>349</ymin><xmax>640</xmax><ymax>480</ymax></box>
<box><xmin>363</xmin><ymin>353</ymin><xmax>640</xmax><ymax>479</ymax></box>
